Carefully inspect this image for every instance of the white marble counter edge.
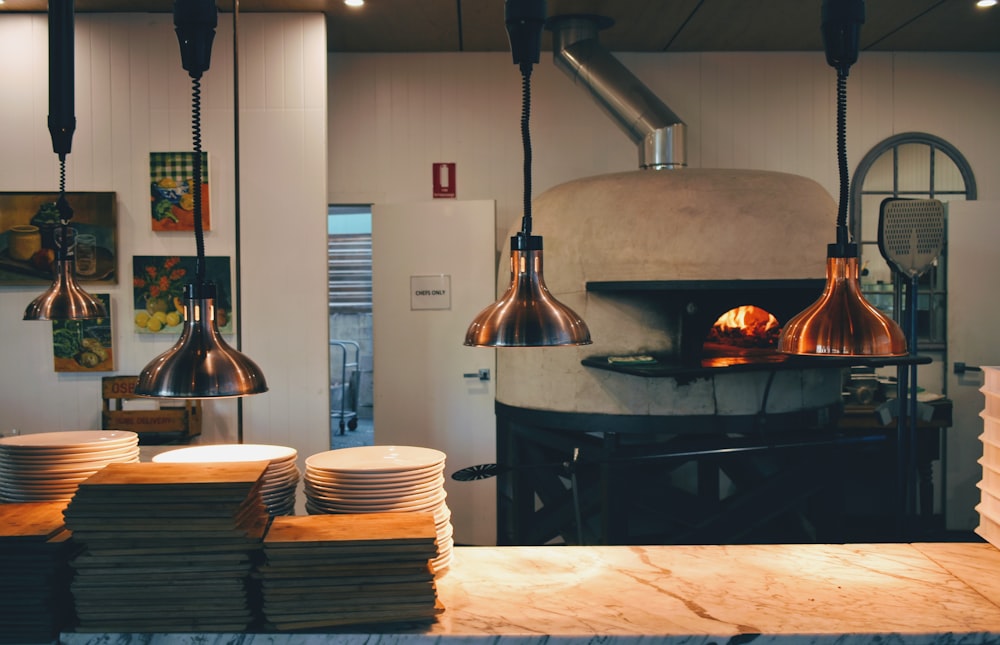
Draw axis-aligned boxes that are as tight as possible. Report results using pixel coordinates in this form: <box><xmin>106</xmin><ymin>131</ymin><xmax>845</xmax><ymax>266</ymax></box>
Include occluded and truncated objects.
<box><xmin>56</xmin><ymin>632</ymin><xmax>1000</xmax><ymax>645</ymax></box>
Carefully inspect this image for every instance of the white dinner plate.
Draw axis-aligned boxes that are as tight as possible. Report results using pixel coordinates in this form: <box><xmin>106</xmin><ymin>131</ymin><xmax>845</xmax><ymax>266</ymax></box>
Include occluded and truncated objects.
<box><xmin>0</xmin><ymin>430</ymin><xmax>138</xmax><ymax>451</ymax></box>
<box><xmin>304</xmin><ymin>466</ymin><xmax>444</xmax><ymax>488</ymax></box>
<box><xmin>305</xmin><ymin>492</ymin><xmax>447</xmax><ymax>514</ymax></box>
<box><xmin>0</xmin><ymin>444</ymin><xmax>138</xmax><ymax>460</ymax></box>
<box><xmin>305</xmin><ymin>446</ymin><xmax>445</xmax><ymax>474</ymax></box>
<box><xmin>303</xmin><ymin>470</ymin><xmax>443</xmax><ymax>488</ymax></box>
<box><xmin>153</xmin><ymin>443</ymin><xmax>297</xmax><ymax>465</ymax></box>
<box><xmin>304</xmin><ymin>463</ymin><xmax>444</xmax><ymax>482</ymax></box>
<box><xmin>302</xmin><ymin>483</ymin><xmax>444</xmax><ymax>507</ymax></box>
<box><xmin>304</xmin><ymin>498</ymin><xmax>447</xmax><ymax>515</ymax></box>
<box><xmin>0</xmin><ymin>457</ymin><xmax>131</xmax><ymax>478</ymax></box>
<box><xmin>0</xmin><ymin>483</ymin><xmax>81</xmax><ymax>498</ymax></box>
<box><xmin>0</xmin><ymin>469</ymin><xmax>99</xmax><ymax>485</ymax></box>
<box><xmin>303</xmin><ymin>474</ymin><xmax>443</xmax><ymax>497</ymax></box>
<box><xmin>261</xmin><ymin>476</ymin><xmax>300</xmax><ymax>495</ymax></box>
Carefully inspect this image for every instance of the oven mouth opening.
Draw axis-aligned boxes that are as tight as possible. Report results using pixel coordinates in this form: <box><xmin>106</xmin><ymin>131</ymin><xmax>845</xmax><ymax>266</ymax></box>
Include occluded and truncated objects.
<box><xmin>583</xmin><ymin>279</ymin><xmax>827</xmax><ymax>378</ymax></box>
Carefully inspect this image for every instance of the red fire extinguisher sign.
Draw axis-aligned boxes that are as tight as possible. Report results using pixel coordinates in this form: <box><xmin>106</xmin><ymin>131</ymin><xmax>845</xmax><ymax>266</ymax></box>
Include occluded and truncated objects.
<box><xmin>433</xmin><ymin>163</ymin><xmax>456</xmax><ymax>198</ymax></box>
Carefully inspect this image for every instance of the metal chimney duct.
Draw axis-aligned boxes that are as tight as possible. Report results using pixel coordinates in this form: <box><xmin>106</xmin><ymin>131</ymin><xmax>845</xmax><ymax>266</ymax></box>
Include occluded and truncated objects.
<box><xmin>548</xmin><ymin>14</ymin><xmax>686</xmax><ymax>170</ymax></box>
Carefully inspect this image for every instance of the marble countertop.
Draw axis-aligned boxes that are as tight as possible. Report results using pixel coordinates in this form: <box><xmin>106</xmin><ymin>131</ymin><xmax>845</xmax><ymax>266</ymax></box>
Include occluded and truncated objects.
<box><xmin>61</xmin><ymin>542</ymin><xmax>1000</xmax><ymax>645</ymax></box>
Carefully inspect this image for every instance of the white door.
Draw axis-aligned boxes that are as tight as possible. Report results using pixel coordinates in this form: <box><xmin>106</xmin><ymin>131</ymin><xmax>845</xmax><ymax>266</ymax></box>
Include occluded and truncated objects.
<box><xmin>372</xmin><ymin>200</ymin><xmax>497</xmax><ymax>545</ymax></box>
<box><xmin>946</xmin><ymin>200</ymin><xmax>1000</xmax><ymax>530</ymax></box>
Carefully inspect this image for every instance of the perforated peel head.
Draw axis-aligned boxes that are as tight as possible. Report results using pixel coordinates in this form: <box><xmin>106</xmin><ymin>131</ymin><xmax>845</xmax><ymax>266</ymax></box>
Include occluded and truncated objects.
<box><xmin>877</xmin><ymin>198</ymin><xmax>945</xmax><ymax>278</ymax></box>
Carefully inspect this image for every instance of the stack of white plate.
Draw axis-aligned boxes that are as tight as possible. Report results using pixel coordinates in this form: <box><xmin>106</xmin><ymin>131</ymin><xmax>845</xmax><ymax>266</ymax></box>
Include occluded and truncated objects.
<box><xmin>0</xmin><ymin>430</ymin><xmax>139</xmax><ymax>503</ymax></box>
<box><xmin>303</xmin><ymin>445</ymin><xmax>454</xmax><ymax>574</ymax></box>
<box><xmin>153</xmin><ymin>443</ymin><xmax>300</xmax><ymax>516</ymax></box>
<box><xmin>977</xmin><ymin>367</ymin><xmax>1000</xmax><ymax>548</ymax></box>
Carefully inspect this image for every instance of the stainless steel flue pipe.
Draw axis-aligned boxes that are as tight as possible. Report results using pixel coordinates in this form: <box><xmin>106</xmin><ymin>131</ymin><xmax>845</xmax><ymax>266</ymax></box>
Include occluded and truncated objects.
<box><xmin>548</xmin><ymin>15</ymin><xmax>686</xmax><ymax>170</ymax></box>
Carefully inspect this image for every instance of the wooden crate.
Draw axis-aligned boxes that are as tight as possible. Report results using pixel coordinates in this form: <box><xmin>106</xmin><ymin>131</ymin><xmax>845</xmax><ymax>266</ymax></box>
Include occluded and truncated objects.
<box><xmin>101</xmin><ymin>376</ymin><xmax>201</xmax><ymax>439</ymax></box>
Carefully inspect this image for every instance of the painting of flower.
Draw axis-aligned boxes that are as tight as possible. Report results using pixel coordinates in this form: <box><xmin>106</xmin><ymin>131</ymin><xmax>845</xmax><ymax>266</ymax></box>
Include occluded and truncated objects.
<box><xmin>132</xmin><ymin>255</ymin><xmax>232</xmax><ymax>335</ymax></box>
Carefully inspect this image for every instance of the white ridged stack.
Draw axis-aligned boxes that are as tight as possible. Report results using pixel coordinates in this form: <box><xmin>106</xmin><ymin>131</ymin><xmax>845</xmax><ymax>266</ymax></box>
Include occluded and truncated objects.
<box><xmin>977</xmin><ymin>367</ymin><xmax>1000</xmax><ymax>548</ymax></box>
<box><xmin>0</xmin><ymin>431</ymin><xmax>139</xmax><ymax>503</ymax></box>
<box><xmin>303</xmin><ymin>446</ymin><xmax>454</xmax><ymax>575</ymax></box>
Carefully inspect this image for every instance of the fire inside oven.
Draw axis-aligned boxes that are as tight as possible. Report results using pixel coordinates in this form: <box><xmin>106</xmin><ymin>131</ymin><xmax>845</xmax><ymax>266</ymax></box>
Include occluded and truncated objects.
<box><xmin>706</xmin><ymin>304</ymin><xmax>780</xmax><ymax>352</ymax></box>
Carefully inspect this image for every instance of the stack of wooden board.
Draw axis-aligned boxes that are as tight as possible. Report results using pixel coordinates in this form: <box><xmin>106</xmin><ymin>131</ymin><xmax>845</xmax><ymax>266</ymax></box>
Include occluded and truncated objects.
<box><xmin>0</xmin><ymin>501</ymin><xmax>78</xmax><ymax>644</ymax></box>
<box><xmin>61</xmin><ymin>461</ymin><xmax>270</xmax><ymax>632</ymax></box>
<box><xmin>257</xmin><ymin>512</ymin><xmax>442</xmax><ymax>630</ymax></box>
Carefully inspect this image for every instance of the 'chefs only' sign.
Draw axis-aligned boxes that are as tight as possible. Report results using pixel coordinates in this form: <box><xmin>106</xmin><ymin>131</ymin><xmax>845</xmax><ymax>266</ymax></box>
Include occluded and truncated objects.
<box><xmin>411</xmin><ymin>275</ymin><xmax>451</xmax><ymax>310</ymax></box>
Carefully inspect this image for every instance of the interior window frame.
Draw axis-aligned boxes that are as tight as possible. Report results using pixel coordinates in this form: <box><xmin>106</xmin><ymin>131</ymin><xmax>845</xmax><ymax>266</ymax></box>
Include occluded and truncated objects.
<box><xmin>848</xmin><ymin>132</ymin><xmax>977</xmax><ymax>352</ymax></box>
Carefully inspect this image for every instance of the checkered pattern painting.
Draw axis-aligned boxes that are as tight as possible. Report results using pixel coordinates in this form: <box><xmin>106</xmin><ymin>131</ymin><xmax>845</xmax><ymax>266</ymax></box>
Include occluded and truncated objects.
<box><xmin>149</xmin><ymin>152</ymin><xmax>211</xmax><ymax>232</ymax></box>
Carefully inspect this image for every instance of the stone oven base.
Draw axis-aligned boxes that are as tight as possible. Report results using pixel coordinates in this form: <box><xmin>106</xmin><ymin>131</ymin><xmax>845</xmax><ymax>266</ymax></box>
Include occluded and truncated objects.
<box><xmin>495</xmin><ymin>400</ymin><xmax>929</xmax><ymax>546</ymax></box>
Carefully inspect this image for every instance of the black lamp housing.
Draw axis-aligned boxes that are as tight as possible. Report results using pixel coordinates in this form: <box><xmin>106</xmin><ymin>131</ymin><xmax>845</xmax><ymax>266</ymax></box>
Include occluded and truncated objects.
<box><xmin>174</xmin><ymin>0</ymin><xmax>218</xmax><ymax>79</ymax></box>
<box><xmin>47</xmin><ymin>0</ymin><xmax>76</xmax><ymax>158</ymax></box>
<box><xmin>505</xmin><ymin>0</ymin><xmax>546</xmax><ymax>70</ymax></box>
<box><xmin>821</xmin><ymin>0</ymin><xmax>865</xmax><ymax>75</ymax></box>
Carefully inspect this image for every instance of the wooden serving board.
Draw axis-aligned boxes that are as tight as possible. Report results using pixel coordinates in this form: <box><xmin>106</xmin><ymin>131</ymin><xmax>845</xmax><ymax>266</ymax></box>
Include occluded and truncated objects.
<box><xmin>266</xmin><ymin>603</ymin><xmax>441</xmax><ymax>630</ymax></box>
<box><xmin>78</xmin><ymin>461</ymin><xmax>268</xmax><ymax>488</ymax></box>
<box><xmin>264</xmin><ymin>511</ymin><xmax>437</xmax><ymax>546</ymax></box>
<box><xmin>255</xmin><ymin>560</ymin><xmax>431</xmax><ymax>577</ymax></box>
<box><xmin>0</xmin><ymin>501</ymin><xmax>67</xmax><ymax>540</ymax></box>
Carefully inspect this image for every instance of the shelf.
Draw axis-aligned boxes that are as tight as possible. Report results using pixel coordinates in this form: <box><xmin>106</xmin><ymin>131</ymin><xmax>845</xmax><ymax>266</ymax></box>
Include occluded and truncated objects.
<box><xmin>586</xmin><ymin>279</ymin><xmax>826</xmax><ymax>293</ymax></box>
<box><xmin>582</xmin><ymin>353</ymin><xmax>932</xmax><ymax>380</ymax></box>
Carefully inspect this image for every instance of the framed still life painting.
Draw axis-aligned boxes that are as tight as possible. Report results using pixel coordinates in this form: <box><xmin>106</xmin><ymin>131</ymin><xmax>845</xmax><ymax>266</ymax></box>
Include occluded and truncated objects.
<box><xmin>132</xmin><ymin>255</ymin><xmax>233</xmax><ymax>335</ymax></box>
<box><xmin>0</xmin><ymin>192</ymin><xmax>117</xmax><ymax>286</ymax></box>
<box><xmin>52</xmin><ymin>294</ymin><xmax>114</xmax><ymax>372</ymax></box>
<box><xmin>149</xmin><ymin>152</ymin><xmax>211</xmax><ymax>232</ymax></box>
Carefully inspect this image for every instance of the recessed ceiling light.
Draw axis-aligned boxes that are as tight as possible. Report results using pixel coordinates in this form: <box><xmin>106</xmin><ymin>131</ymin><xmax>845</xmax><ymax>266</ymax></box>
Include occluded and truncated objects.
<box><xmin>976</xmin><ymin>0</ymin><xmax>997</xmax><ymax>8</ymax></box>
<box><xmin>345</xmin><ymin>0</ymin><xmax>364</xmax><ymax>7</ymax></box>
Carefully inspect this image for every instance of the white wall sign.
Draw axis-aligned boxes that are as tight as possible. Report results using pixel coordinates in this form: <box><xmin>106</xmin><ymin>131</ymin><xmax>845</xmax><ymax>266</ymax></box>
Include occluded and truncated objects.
<box><xmin>411</xmin><ymin>275</ymin><xmax>451</xmax><ymax>310</ymax></box>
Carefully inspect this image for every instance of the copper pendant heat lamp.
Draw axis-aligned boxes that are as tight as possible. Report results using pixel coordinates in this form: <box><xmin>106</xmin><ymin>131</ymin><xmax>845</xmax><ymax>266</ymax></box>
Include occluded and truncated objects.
<box><xmin>465</xmin><ymin>234</ymin><xmax>591</xmax><ymax>347</ymax></box>
<box><xmin>777</xmin><ymin>0</ymin><xmax>905</xmax><ymax>357</ymax></box>
<box><xmin>464</xmin><ymin>0</ymin><xmax>590</xmax><ymax>348</ymax></box>
<box><xmin>24</xmin><ymin>0</ymin><xmax>108</xmax><ymax>322</ymax></box>
<box><xmin>135</xmin><ymin>0</ymin><xmax>267</xmax><ymax>398</ymax></box>
<box><xmin>136</xmin><ymin>281</ymin><xmax>267</xmax><ymax>398</ymax></box>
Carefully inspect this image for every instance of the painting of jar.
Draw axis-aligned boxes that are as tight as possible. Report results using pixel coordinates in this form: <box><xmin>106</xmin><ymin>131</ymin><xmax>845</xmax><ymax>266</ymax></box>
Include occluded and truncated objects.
<box><xmin>0</xmin><ymin>192</ymin><xmax>116</xmax><ymax>285</ymax></box>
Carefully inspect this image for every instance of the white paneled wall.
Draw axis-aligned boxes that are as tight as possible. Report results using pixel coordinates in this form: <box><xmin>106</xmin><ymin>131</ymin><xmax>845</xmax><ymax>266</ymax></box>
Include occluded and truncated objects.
<box><xmin>0</xmin><ymin>14</ymin><xmax>328</xmax><ymax>464</ymax></box>
<box><xmin>328</xmin><ymin>51</ymin><xmax>1000</xmax><ymax>249</ymax></box>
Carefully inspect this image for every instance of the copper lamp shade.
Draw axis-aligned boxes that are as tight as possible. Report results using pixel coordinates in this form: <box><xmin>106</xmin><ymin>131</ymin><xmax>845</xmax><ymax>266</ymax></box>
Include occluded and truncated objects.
<box><xmin>135</xmin><ymin>282</ymin><xmax>268</xmax><ymax>398</ymax></box>
<box><xmin>23</xmin><ymin>258</ymin><xmax>107</xmax><ymax>321</ymax></box>
<box><xmin>778</xmin><ymin>245</ymin><xmax>906</xmax><ymax>356</ymax></box>
<box><xmin>465</xmin><ymin>235</ymin><xmax>591</xmax><ymax>347</ymax></box>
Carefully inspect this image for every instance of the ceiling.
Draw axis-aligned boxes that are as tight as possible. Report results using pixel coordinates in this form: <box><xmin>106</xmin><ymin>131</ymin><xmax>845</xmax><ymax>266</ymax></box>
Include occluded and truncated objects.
<box><xmin>1</xmin><ymin>0</ymin><xmax>998</xmax><ymax>53</ymax></box>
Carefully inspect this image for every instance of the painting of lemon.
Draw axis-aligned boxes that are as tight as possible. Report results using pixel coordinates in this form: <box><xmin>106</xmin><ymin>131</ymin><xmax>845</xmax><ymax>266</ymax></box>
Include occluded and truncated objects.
<box><xmin>132</xmin><ymin>255</ymin><xmax>234</xmax><ymax>335</ymax></box>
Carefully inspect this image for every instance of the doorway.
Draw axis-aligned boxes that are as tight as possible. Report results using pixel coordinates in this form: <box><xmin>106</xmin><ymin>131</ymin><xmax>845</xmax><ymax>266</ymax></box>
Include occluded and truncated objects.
<box><xmin>328</xmin><ymin>205</ymin><xmax>374</xmax><ymax>449</ymax></box>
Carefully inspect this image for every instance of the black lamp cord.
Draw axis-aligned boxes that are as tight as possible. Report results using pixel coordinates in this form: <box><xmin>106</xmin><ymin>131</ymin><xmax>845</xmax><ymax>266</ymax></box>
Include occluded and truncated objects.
<box><xmin>190</xmin><ymin>75</ymin><xmax>206</xmax><ymax>284</ymax></box>
<box><xmin>55</xmin><ymin>157</ymin><xmax>74</xmax><ymax>262</ymax></box>
<box><xmin>821</xmin><ymin>0</ymin><xmax>863</xmax><ymax>252</ymax></box>
<box><xmin>834</xmin><ymin>68</ymin><xmax>850</xmax><ymax>248</ymax></box>
<box><xmin>519</xmin><ymin>64</ymin><xmax>533</xmax><ymax>240</ymax></box>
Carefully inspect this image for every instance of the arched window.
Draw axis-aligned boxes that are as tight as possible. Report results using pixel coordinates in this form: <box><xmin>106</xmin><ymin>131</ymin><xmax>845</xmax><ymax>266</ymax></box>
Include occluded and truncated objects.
<box><xmin>849</xmin><ymin>133</ymin><xmax>977</xmax><ymax>350</ymax></box>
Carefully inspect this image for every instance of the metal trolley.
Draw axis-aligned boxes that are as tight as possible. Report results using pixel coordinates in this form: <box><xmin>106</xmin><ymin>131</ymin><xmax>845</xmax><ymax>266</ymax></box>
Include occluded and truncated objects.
<box><xmin>329</xmin><ymin>340</ymin><xmax>360</xmax><ymax>434</ymax></box>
